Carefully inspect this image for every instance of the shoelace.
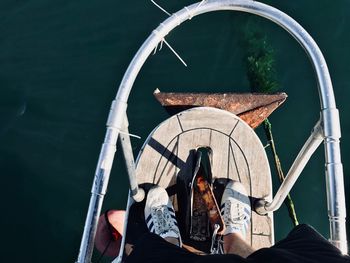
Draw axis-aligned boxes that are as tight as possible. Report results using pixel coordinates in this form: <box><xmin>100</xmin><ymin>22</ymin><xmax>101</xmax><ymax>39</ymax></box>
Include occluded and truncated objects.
<box><xmin>210</xmin><ymin>224</ymin><xmax>224</xmax><ymax>254</ymax></box>
<box><xmin>224</xmin><ymin>201</ymin><xmax>247</xmax><ymax>225</ymax></box>
<box><xmin>152</xmin><ymin>206</ymin><xmax>174</xmax><ymax>234</ymax></box>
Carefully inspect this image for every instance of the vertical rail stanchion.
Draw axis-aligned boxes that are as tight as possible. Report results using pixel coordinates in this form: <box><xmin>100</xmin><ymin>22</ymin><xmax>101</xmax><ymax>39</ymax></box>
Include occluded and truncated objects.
<box><xmin>119</xmin><ymin>115</ymin><xmax>145</xmax><ymax>202</ymax></box>
<box><xmin>76</xmin><ymin>127</ymin><xmax>119</xmax><ymax>263</ymax></box>
<box><xmin>322</xmin><ymin>108</ymin><xmax>347</xmax><ymax>252</ymax></box>
<box><xmin>76</xmin><ymin>99</ymin><xmax>127</xmax><ymax>263</ymax></box>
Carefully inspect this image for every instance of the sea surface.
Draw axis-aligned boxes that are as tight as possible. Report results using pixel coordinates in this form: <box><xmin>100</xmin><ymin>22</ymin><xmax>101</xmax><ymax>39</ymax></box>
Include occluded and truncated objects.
<box><xmin>0</xmin><ymin>0</ymin><xmax>349</xmax><ymax>262</ymax></box>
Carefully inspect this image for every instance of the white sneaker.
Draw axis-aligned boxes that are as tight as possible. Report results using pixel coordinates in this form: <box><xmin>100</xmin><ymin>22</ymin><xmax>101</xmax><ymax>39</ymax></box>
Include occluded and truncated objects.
<box><xmin>220</xmin><ymin>180</ymin><xmax>251</xmax><ymax>237</ymax></box>
<box><xmin>144</xmin><ymin>185</ymin><xmax>182</xmax><ymax>246</ymax></box>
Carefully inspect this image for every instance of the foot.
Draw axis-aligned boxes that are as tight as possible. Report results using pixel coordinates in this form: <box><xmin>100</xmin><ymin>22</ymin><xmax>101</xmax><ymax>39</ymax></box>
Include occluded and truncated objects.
<box><xmin>220</xmin><ymin>180</ymin><xmax>251</xmax><ymax>237</ymax></box>
<box><xmin>144</xmin><ymin>185</ymin><xmax>182</xmax><ymax>246</ymax></box>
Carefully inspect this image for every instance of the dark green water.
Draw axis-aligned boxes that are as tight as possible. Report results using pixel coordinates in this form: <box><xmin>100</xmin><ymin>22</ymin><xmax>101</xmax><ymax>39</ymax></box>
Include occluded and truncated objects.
<box><xmin>0</xmin><ymin>1</ymin><xmax>349</xmax><ymax>262</ymax></box>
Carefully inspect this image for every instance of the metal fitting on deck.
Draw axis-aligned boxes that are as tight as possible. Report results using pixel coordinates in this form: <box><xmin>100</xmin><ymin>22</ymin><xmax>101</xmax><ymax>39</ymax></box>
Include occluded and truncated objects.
<box><xmin>254</xmin><ymin>199</ymin><xmax>269</xmax><ymax>215</ymax></box>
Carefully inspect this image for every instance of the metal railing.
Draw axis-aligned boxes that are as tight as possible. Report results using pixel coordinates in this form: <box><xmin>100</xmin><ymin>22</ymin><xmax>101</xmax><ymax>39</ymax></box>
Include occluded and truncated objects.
<box><xmin>76</xmin><ymin>1</ymin><xmax>348</xmax><ymax>262</ymax></box>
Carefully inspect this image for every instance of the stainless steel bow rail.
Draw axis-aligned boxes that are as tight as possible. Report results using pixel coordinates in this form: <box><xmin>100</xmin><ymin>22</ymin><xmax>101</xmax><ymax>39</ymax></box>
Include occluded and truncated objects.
<box><xmin>76</xmin><ymin>1</ymin><xmax>348</xmax><ymax>262</ymax></box>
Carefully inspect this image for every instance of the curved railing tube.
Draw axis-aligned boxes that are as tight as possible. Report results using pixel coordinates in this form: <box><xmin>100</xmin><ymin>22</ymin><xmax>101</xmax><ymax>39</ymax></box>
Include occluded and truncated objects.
<box><xmin>255</xmin><ymin>120</ymin><xmax>324</xmax><ymax>214</ymax></box>
<box><xmin>76</xmin><ymin>1</ymin><xmax>347</xmax><ymax>262</ymax></box>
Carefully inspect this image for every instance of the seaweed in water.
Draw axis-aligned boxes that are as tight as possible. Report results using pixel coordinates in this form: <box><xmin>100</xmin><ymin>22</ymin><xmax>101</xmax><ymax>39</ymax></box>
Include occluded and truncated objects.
<box><xmin>243</xmin><ymin>21</ymin><xmax>279</xmax><ymax>93</ymax></box>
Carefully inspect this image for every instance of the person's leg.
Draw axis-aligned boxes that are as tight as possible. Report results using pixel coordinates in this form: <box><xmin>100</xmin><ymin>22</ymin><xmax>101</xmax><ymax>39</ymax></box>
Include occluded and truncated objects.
<box><xmin>223</xmin><ymin>233</ymin><xmax>255</xmax><ymax>258</ymax></box>
<box><xmin>126</xmin><ymin>185</ymin><xmax>195</xmax><ymax>263</ymax></box>
<box><xmin>126</xmin><ymin>184</ymin><xmax>253</xmax><ymax>263</ymax></box>
<box><xmin>247</xmin><ymin>224</ymin><xmax>350</xmax><ymax>263</ymax></box>
<box><xmin>125</xmin><ymin>232</ymin><xmax>198</xmax><ymax>263</ymax></box>
<box><xmin>220</xmin><ymin>180</ymin><xmax>256</xmax><ymax>258</ymax></box>
<box><xmin>219</xmin><ymin>181</ymin><xmax>350</xmax><ymax>263</ymax></box>
<box><xmin>250</xmin><ymin>224</ymin><xmax>350</xmax><ymax>263</ymax></box>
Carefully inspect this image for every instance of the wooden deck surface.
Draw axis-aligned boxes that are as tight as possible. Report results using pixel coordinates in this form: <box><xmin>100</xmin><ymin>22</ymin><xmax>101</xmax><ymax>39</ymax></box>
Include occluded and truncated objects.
<box><xmin>134</xmin><ymin>107</ymin><xmax>274</xmax><ymax>250</ymax></box>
